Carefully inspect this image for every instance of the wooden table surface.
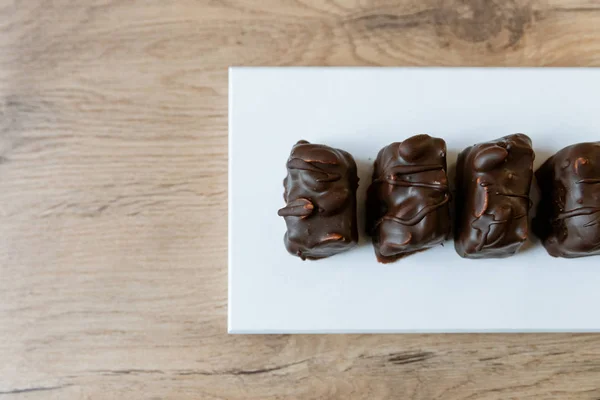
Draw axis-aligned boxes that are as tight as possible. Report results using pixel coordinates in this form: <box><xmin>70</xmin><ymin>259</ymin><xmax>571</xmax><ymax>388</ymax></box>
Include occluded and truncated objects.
<box><xmin>1</xmin><ymin>1</ymin><xmax>600</xmax><ymax>399</ymax></box>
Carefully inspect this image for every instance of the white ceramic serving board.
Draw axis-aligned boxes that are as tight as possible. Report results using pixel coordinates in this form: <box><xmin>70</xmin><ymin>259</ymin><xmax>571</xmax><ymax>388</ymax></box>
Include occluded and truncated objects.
<box><xmin>228</xmin><ymin>67</ymin><xmax>600</xmax><ymax>334</ymax></box>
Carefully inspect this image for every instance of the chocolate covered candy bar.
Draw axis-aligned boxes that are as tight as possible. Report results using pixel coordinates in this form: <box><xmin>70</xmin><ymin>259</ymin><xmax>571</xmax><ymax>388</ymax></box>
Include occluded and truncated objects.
<box><xmin>533</xmin><ymin>142</ymin><xmax>600</xmax><ymax>258</ymax></box>
<box><xmin>454</xmin><ymin>134</ymin><xmax>534</xmax><ymax>258</ymax></box>
<box><xmin>366</xmin><ymin>135</ymin><xmax>451</xmax><ymax>263</ymax></box>
<box><xmin>278</xmin><ymin>140</ymin><xmax>358</xmax><ymax>260</ymax></box>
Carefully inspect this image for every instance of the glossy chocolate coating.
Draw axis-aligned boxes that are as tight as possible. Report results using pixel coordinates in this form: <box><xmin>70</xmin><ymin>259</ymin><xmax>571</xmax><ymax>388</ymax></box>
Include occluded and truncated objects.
<box><xmin>454</xmin><ymin>134</ymin><xmax>534</xmax><ymax>258</ymax></box>
<box><xmin>533</xmin><ymin>142</ymin><xmax>600</xmax><ymax>258</ymax></box>
<box><xmin>366</xmin><ymin>135</ymin><xmax>451</xmax><ymax>263</ymax></box>
<box><xmin>278</xmin><ymin>140</ymin><xmax>358</xmax><ymax>260</ymax></box>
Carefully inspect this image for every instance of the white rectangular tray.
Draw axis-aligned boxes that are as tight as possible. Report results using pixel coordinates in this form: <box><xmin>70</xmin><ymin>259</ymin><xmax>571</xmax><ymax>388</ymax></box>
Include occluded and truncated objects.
<box><xmin>228</xmin><ymin>67</ymin><xmax>600</xmax><ymax>333</ymax></box>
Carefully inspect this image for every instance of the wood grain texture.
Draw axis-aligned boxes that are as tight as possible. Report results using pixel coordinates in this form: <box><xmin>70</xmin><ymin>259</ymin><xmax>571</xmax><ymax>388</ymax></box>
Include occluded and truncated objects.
<box><xmin>1</xmin><ymin>0</ymin><xmax>600</xmax><ymax>398</ymax></box>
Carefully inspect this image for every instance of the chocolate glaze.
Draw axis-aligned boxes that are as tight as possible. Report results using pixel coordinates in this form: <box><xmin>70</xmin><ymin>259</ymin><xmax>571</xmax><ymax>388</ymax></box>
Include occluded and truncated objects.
<box><xmin>533</xmin><ymin>142</ymin><xmax>600</xmax><ymax>258</ymax></box>
<box><xmin>366</xmin><ymin>135</ymin><xmax>451</xmax><ymax>263</ymax></box>
<box><xmin>454</xmin><ymin>134</ymin><xmax>534</xmax><ymax>258</ymax></box>
<box><xmin>278</xmin><ymin>140</ymin><xmax>358</xmax><ymax>260</ymax></box>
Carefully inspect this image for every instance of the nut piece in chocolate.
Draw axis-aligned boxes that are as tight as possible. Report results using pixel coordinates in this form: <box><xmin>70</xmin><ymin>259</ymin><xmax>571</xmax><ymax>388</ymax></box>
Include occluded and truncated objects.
<box><xmin>533</xmin><ymin>142</ymin><xmax>600</xmax><ymax>258</ymax></box>
<box><xmin>454</xmin><ymin>134</ymin><xmax>534</xmax><ymax>258</ymax></box>
<box><xmin>366</xmin><ymin>135</ymin><xmax>451</xmax><ymax>263</ymax></box>
<box><xmin>278</xmin><ymin>140</ymin><xmax>358</xmax><ymax>260</ymax></box>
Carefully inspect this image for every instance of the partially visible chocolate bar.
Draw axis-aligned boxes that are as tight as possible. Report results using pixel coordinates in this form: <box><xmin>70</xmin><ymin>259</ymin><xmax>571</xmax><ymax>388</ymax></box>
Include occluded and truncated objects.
<box><xmin>454</xmin><ymin>134</ymin><xmax>534</xmax><ymax>258</ymax></box>
<box><xmin>533</xmin><ymin>142</ymin><xmax>600</xmax><ymax>258</ymax></box>
<box><xmin>278</xmin><ymin>140</ymin><xmax>358</xmax><ymax>260</ymax></box>
<box><xmin>366</xmin><ymin>135</ymin><xmax>451</xmax><ymax>263</ymax></box>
